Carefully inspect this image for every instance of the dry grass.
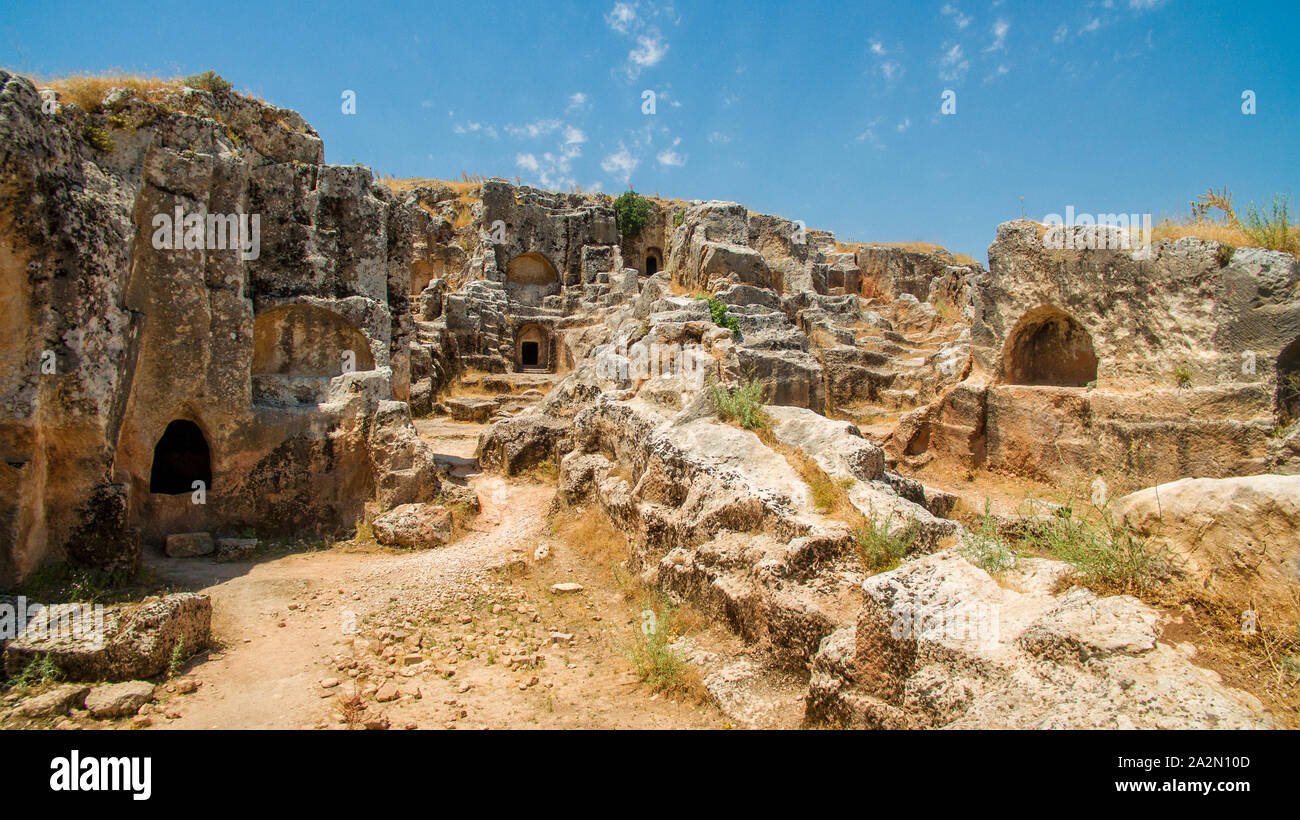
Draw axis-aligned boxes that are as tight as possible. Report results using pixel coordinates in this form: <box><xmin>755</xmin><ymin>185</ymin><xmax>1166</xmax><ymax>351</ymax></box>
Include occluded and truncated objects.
<box><xmin>379</xmin><ymin>176</ymin><xmax>480</xmax><ymax>196</ymax></box>
<box><xmin>1151</xmin><ymin>220</ymin><xmax>1255</xmax><ymax>246</ymax></box>
<box><xmin>548</xmin><ymin>503</ymin><xmax>630</xmax><ymax>571</ymax></box>
<box><xmin>1152</xmin><ymin>219</ymin><xmax>1300</xmax><ymax>259</ymax></box>
<box><xmin>668</xmin><ymin>280</ymin><xmax>707</xmax><ymax>298</ymax></box>
<box><xmin>38</xmin><ymin>72</ymin><xmax>184</xmax><ymax>112</ymax></box>
<box><xmin>36</xmin><ymin>71</ymin><xmax>267</xmax><ymax>114</ymax></box>
<box><xmin>1142</xmin><ymin>583</ymin><xmax>1300</xmax><ymax>727</ymax></box>
<box><xmin>755</xmin><ymin>426</ymin><xmax>867</xmax><ymax>528</ymax></box>
<box><xmin>945</xmin><ymin>467</ymin><xmax>1299</xmax><ymax>725</ymax></box>
<box><xmin>379</xmin><ymin>176</ymin><xmax>481</xmax><ymax>229</ymax></box>
<box><xmin>335</xmin><ymin>691</ymin><xmax>366</xmax><ymax>730</ymax></box>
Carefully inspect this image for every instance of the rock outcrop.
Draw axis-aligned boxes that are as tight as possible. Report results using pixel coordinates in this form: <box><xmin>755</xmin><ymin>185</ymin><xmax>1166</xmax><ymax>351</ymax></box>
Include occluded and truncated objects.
<box><xmin>807</xmin><ymin>549</ymin><xmax>1274</xmax><ymax>729</ymax></box>
<box><xmin>1114</xmin><ymin>475</ymin><xmax>1300</xmax><ymax>617</ymax></box>
<box><xmin>0</xmin><ymin>72</ymin><xmax>444</xmax><ymax>583</ymax></box>
<box><xmin>3</xmin><ymin>592</ymin><xmax>211</xmax><ymax>681</ymax></box>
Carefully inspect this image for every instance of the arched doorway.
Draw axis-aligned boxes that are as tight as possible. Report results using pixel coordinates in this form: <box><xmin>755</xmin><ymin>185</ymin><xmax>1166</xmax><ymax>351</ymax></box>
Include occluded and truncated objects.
<box><xmin>150</xmin><ymin>420</ymin><xmax>212</xmax><ymax>494</ymax></box>
<box><xmin>516</xmin><ymin>324</ymin><xmax>550</xmax><ymax>372</ymax></box>
<box><xmin>1001</xmin><ymin>306</ymin><xmax>1098</xmax><ymax>387</ymax></box>
<box><xmin>645</xmin><ymin>247</ymin><xmax>663</xmax><ymax>276</ymax></box>
<box><xmin>1279</xmin><ymin>338</ymin><xmax>1300</xmax><ymax>426</ymax></box>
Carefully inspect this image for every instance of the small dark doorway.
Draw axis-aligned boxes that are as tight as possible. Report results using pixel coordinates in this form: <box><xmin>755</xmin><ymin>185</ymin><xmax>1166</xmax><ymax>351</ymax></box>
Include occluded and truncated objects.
<box><xmin>150</xmin><ymin>420</ymin><xmax>212</xmax><ymax>494</ymax></box>
<box><xmin>521</xmin><ymin>341</ymin><xmax>540</xmax><ymax>368</ymax></box>
<box><xmin>646</xmin><ymin>255</ymin><xmax>658</xmax><ymax>276</ymax></box>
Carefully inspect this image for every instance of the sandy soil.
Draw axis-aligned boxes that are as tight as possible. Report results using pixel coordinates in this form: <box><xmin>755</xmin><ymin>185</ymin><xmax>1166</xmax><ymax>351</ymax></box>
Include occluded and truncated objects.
<box><xmin>139</xmin><ymin>419</ymin><xmax>725</xmax><ymax>730</ymax></box>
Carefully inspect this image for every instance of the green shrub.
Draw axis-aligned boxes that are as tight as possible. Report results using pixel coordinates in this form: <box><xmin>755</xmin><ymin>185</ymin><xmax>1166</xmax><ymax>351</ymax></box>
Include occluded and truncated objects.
<box><xmin>184</xmin><ymin>70</ymin><xmax>233</xmax><ymax>94</ymax></box>
<box><xmin>1021</xmin><ymin>506</ymin><xmax>1170</xmax><ymax>593</ymax></box>
<box><xmin>15</xmin><ymin>561</ymin><xmax>131</xmax><ymax>604</ymax></box>
<box><xmin>1242</xmin><ymin>195</ymin><xmax>1298</xmax><ymax>254</ymax></box>
<box><xmin>672</xmin><ymin>208</ymin><xmax>685</xmax><ymax>229</ymax></box>
<box><xmin>1279</xmin><ymin>371</ymin><xmax>1300</xmax><ymax>427</ymax></box>
<box><xmin>1173</xmin><ymin>365</ymin><xmax>1193</xmax><ymax>389</ymax></box>
<box><xmin>853</xmin><ymin>515</ymin><xmax>921</xmax><ymax>573</ymax></box>
<box><xmin>960</xmin><ymin>502</ymin><xmax>1018</xmax><ymax>575</ymax></box>
<box><xmin>709</xmin><ymin>379</ymin><xmax>767</xmax><ymax>429</ymax></box>
<box><xmin>696</xmin><ymin>295</ymin><xmax>741</xmax><ymax>339</ymax></box>
<box><xmin>614</xmin><ymin>189</ymin><xmax>652</xmax><ymax>238</ymax></box>
<box><xmin>627</xmin><ymin>602</ymin><xmax>695</xmax><ymax>695</ymax></box>
<box><xmin>7</xmin><ymin>656</ymin><xmax>61</xmax><ymax>690</ymax></box>
<box><xmin>168</xmin><ymin>639</ymin><xmax>188</xmax><ymax>678</ymax></box>
<box><xmin>81</xmin><ymin>125</ymin><xmax>114</xmax><ymax>152</ymax></box>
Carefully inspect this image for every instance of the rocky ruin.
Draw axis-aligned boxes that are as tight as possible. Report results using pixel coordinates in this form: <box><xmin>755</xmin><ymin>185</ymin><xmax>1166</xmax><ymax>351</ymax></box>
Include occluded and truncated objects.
<box><xmin>1</xmin><ymin>73</ymin><xmax>1297</xmax><ymax>729</ymax></box>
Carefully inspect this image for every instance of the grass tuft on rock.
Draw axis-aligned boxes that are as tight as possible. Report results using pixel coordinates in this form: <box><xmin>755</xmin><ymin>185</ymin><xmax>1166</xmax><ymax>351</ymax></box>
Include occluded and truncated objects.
<box><xmin>709</xmin><ymin>378</ymin><xmax>767</xmax><ymax>429</ymax></box>
<box><xmin>853</xmin><ymin>514</ymin><xmax>922</xmax><ymax>574</ymax></box>
<box><xmin>1023</xmin><ymin>505</ymin><xmax>1170</xmax><ymax>595</ymax></box>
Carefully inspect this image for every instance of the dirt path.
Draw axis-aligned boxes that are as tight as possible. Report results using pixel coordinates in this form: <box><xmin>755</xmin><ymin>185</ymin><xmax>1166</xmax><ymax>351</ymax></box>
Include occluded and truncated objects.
<box><xmin>144</xmin><ymin>420</ymin><xmax>725</xmax><ymax>730</ymax></box>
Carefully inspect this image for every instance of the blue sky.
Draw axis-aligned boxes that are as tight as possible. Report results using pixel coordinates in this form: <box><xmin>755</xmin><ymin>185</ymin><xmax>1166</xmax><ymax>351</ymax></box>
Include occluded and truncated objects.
<box><xmin>3</xmin><ymin>0</ymin><xmax>1296</xmax><ymax>262</ymax></box>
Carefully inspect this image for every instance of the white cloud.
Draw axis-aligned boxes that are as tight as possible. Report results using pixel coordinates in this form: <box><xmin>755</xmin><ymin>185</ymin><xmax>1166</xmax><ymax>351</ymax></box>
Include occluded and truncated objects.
<box><xmin>707</xmin><ymin>131</ymin><xmax>731</xmax><ymax>144</ymax></box>
<box><xmin>984</xmin><ymin>64</ymin><xmax>1010</xmax><ymax>82</ymax></box>
<box><xmin>601</xmin><ymin>144</ymin><xmax>639</xmax><ymax>183</ymax></box>
<box><xmin>1129</xmin><ymin>0</ymin><xmax>1164</xmax><ymax>9</ymax></box>
<box><xmin>1082</xmin><ymin>18</ymin><xmax>1101</xmax><ymax>33</ymax></box>
<box><xmin>985</xmin><ymin>19</ymin><xmax>1009</xmax><ymax>52</ymax></box>
<box><xmin>517</xmin><ymin>139</ymin><xmax>584</xmax><ymax>191</ymax></box>
<box><xmin>506</xmin><ymin>118</ymin><xmax>563</xmax><ymax>139</ymax></box>
<box><xmin>657</xmin><ymin>137</ymin><xmax>686</xmax><ymax>167</ymax></box>
<box><xmin>939</xmin><ymin>43</ymin><xmax>969</xmax><ymax>82</ymax></box>
<box><xmin>453</xmin><ymin>121</ymin><xmax>499</xmax><ymax>139</ymax></box>
<box><xmin>868</xmin><ymin>39</ymin><xmax>903</xmax><ymax>82</ymax></box>
<box><xmin>607</xmin><ymin>1</ymin><xmax>674</xmax><ymax>80</ymax></box>
<box><xmin>605</xmin><ymin>2</ymin><xmax>636</xmax><ymax>33</ymax></box>
<box><xmin>1053</xmin><ymin>25</ymin><xmax>1068</xmax><ymax>43</ymax></box>
<box><xmin>630</xmin><ymin>33</ymin><xmax>669</xmax><ymax>67</ymax></box>
<box><xmin>567</xmin><ymin>92</ymin><xmax>589</xmax><ymax>111</ymax></box>
<box><xmin>856</xmin><ymin>115</ymin><xmax>886</xmax><ymax>150</ymax></box>
<box><xmin>896</xmin><ymin>118</ymin><xmax>911</xmax><ymax>133</ymax></box>
<box><xmin>563</xmin><ymin>125</ymin><xmax>586</xmax><ymax>145</ymax></box>
<box><xmin>940</xmin><ymin>3</ymin><xmax>972</xmax><ymax>29</ymax></box>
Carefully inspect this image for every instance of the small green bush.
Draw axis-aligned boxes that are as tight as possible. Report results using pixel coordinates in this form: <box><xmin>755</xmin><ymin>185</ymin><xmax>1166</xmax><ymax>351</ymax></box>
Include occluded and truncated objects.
<box><xmin>1021</xmin><ymin>506</ymin><xmax>1170</xmax><ymax>593</ymax></box>
<box><xmin>1242</xmin><ymin>195</ymin><xmax>1298</xmax><ymax>254</ymax></box>
<box><xmin>1173</xmin><ymin>365</ymin><xmax>1193</xmax><ymax>389</ymax></box>
<box><xmin>853</xmin><ymin>515</ymin><xmax>921</xmax><ymax>574</ymax></box>
<box><xmin>960</xmin><ymin>503</ymin><xmax>1018</xmax><ymax>575</ymax></box>
<box><xmin>168</xmin><ymin>638</ymin><xmax>188</xmax><ymax>678</ymax></box>
<box><xmin>82</xmin><ymin>125</ymin><xmax>115</xmax><ymax>152</ymax></box>
<box><xmin>7</xmin><ymin>656</ymin><xmax>61</xmax><ymax>690</ymax></box>
<box><xmin>710</xmin><ymin>379</ymin><xmax>767</xmax><ymax>429</ymax></box>
<box><xmin>627</xmin><ymin>602</ymin><xmax>694</xmax><ymax>695</ymax></box>
<box><xmin>696</xmin><ymin>295</ymin><xmax>741</xmax><ymax>339</ymax></box>
<box><xmin>672</xmin><ymin>208</ymin><xmax>685</xmax><ymax>230</ymax></box>
<box><xmin>615</xmin><ymin>189</ymin><xmax>652</xmax><ymax>238</ymax></box>
<box><xmin>184</xmin><ymin>71</ymin><xmax>233</xmax><ymax>94</ymax></box>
